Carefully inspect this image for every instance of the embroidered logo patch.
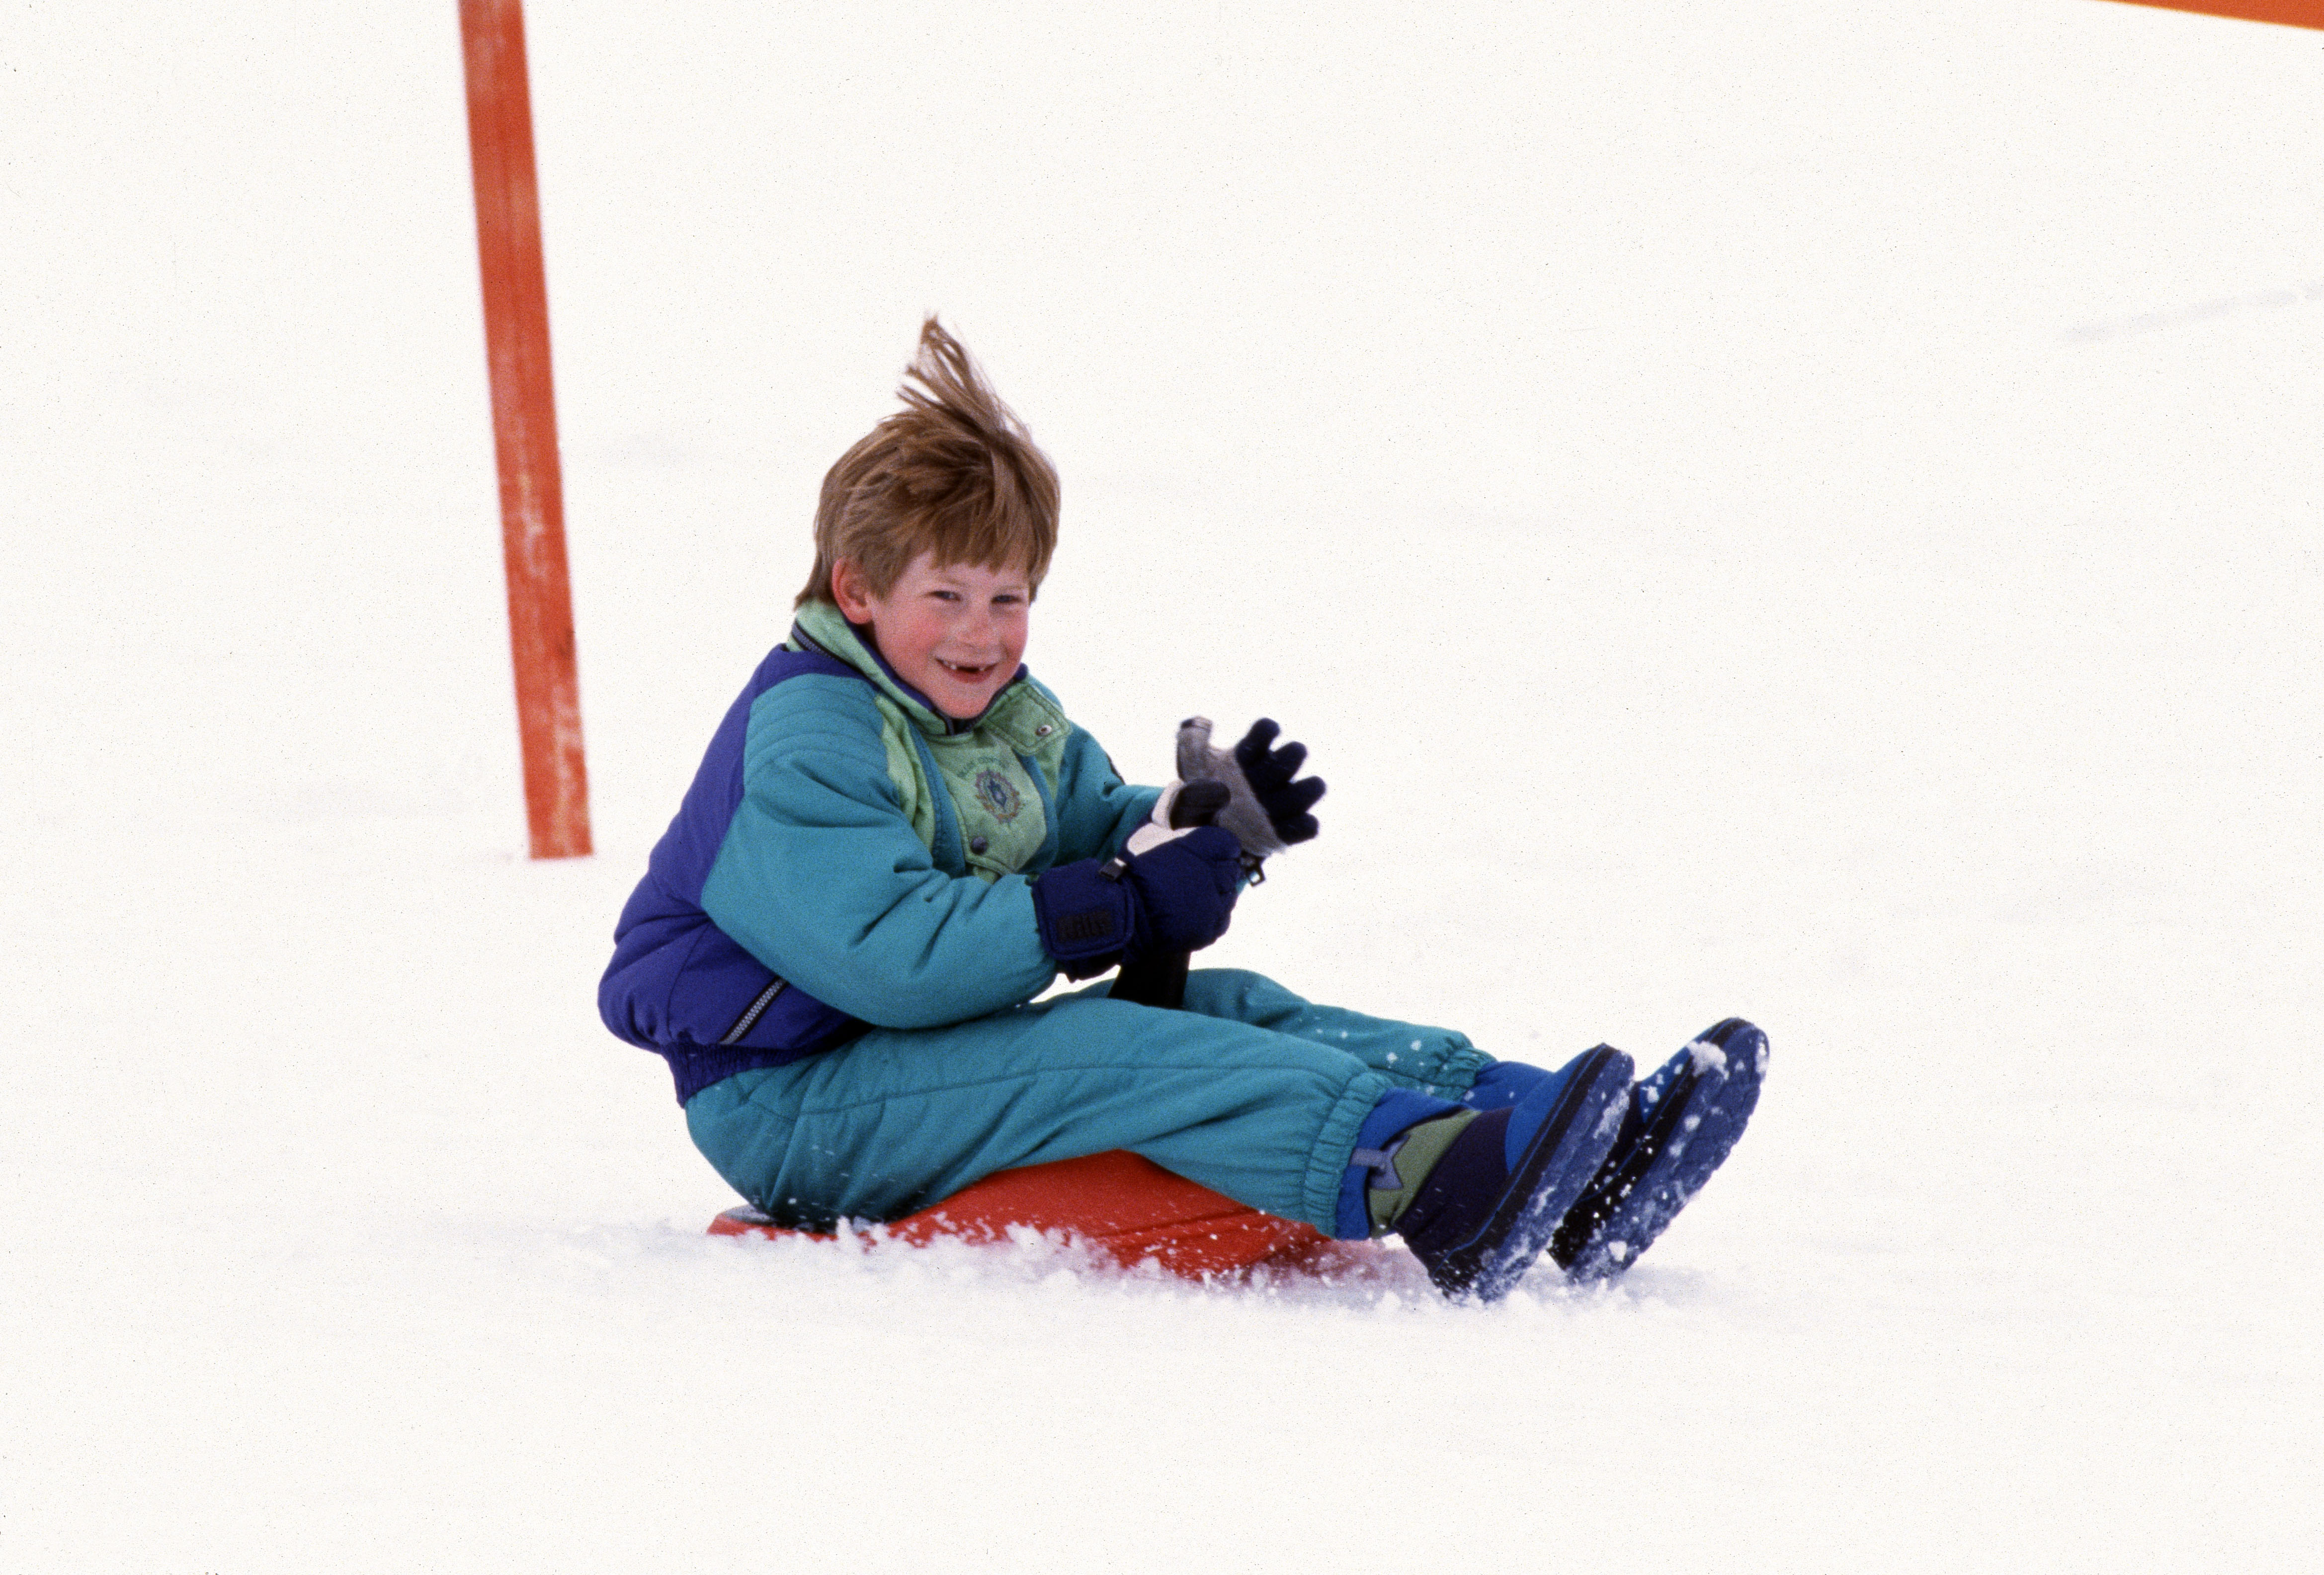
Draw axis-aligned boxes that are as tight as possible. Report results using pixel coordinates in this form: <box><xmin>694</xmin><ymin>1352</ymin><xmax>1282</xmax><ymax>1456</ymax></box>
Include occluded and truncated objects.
<box><xmin>974</xmin><ymin>768</ymin><xmax>1022</xmax><ymax>823</ymax></box>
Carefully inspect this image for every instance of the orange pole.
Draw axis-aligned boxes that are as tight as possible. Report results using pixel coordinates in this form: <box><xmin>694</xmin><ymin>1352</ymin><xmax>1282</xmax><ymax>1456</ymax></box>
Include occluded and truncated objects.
<box><xmin>2099</xmin><ymin>0</ymin><xmax>2324</xmax><ymax>26</ymax></box>
<box><xmin>459</xmin><ymin>0</ymin><xmax>592</xmax><ymax>859</ymax></box>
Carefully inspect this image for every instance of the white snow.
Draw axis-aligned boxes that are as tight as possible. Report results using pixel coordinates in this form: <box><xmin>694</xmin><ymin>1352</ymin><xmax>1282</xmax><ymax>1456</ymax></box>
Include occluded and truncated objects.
<box><xmin>1688</xmin><ymin>1038</ymin><xmax>1730</xmax><ymax>1074</ymax></box>
<box><xmin>5</xmin><ymin>1</ymin><xmax>2322</xmax><ymax>1571</ymax></box>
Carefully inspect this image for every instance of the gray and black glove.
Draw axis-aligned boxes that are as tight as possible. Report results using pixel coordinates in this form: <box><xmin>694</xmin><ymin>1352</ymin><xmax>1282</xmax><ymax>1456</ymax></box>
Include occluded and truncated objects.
<box><xmin>1174</xmin><ymin>716</ymin><xmax>1326</xmax><ymax>859</ymax></box>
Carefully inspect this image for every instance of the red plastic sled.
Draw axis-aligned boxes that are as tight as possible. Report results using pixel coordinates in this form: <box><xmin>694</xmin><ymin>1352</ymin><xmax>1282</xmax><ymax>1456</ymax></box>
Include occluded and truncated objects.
<box><xmin>708</xmin><ymin>1149</ymin><xmax>1354</xmax><ymax>1279</ymax></box>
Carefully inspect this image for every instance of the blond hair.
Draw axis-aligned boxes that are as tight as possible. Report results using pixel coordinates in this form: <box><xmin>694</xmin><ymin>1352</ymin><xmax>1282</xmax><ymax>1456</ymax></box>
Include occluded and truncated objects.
<box><xmin>796</xmin><ymin>318</ymin><xmax>1060</xmax><ymax>608</ymax></box>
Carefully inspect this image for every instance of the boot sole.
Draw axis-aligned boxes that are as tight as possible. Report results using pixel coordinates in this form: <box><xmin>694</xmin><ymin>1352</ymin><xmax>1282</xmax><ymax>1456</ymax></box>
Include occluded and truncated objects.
<box><xmin>1554</xmin><ymin>1018</ymin><xmax>1767</xmax><ymax>1283</ymax></box>
<box><xmin>1424</xmin><ymin>1044</ymin><xmax>1633</xmax><ymax>1303</ymax></box>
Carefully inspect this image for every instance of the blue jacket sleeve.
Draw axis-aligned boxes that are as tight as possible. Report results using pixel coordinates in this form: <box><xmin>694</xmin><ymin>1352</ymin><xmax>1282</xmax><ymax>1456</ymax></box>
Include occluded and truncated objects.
<box><xmin>699</xmin><ymin>676</ymin><xmax>1060</xmax><ymax>1030</ymax></box>
<box><xmin>1048</xmin><ymin>725</ymin><xmax>1162</xmax><ymax>865</ymax></box>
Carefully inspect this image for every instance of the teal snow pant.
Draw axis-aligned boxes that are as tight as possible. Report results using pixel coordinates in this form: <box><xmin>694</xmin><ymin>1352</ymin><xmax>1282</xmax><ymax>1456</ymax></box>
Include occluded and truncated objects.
<box><xmin>684</xmin><ymin>968</ymin><xmax>1492</xmax><ymax>1237</ymax></box>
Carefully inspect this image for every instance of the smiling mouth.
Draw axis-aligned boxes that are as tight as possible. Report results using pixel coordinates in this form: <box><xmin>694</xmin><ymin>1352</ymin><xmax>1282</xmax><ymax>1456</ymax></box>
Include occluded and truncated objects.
<box><xmin>937</xmin><ymin>659</ymin><xmax>996</xmax><ymax>680</ymax></box>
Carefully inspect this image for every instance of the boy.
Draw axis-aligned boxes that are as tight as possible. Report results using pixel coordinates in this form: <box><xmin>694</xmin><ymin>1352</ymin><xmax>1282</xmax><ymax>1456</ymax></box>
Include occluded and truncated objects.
<box><xmin>600</xmin><ymin>319</ymin><xmax>1764</xmax><ymax>1301</ymax></box>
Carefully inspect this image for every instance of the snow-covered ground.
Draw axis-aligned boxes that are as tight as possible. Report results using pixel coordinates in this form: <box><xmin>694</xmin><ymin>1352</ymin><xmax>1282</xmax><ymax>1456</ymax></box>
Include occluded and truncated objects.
<box><xmin>5</xmin><ymin>1</ymin><xmax>2320</xmax><ymax>1569</ymax></box>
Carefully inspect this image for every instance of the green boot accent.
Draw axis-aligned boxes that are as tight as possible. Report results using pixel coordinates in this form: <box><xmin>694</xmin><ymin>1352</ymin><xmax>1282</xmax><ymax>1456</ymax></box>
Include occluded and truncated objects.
<box><xmin>1360</xmin><ymin>1110</ymin><xmax>1479</xmax><ymax>1237</ymax></box>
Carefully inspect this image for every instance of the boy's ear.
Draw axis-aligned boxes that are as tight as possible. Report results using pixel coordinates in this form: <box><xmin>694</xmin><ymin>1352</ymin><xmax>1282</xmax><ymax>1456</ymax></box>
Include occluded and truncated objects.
<box><xmin>830</xmin><ymin>558</ymin><xmax>877</xmax><ymax>623</ymax></box>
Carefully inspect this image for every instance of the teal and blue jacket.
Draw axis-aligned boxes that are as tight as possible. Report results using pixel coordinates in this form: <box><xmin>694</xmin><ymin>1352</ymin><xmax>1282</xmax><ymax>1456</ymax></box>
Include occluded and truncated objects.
<box><xmin>599</xmin><ymin>601</ymin><xmax>1161</xmax><ymax>1100</ymax></box>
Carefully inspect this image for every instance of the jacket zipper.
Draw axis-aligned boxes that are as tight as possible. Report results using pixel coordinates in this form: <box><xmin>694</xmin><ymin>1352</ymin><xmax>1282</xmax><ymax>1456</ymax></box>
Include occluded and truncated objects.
<box><xmin>719</xmin><ymin>977</ymin><xmax>788</xmax><ymax>1046</ymax></box>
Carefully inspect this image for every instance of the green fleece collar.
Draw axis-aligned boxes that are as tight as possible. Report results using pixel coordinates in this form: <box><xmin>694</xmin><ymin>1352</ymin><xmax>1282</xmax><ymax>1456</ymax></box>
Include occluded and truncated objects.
<box><xmin>791</xmin><ymin>598</ymin><xmax>1068</xmax><ymax>752</ymax></box>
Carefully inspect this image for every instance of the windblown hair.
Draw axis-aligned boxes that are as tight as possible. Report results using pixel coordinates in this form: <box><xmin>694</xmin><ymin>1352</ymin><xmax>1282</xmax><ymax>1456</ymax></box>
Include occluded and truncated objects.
<box><xmin>796</xmin><ymin>317</ymin><xmax>1061</xmax><ymax>608</ymax></box>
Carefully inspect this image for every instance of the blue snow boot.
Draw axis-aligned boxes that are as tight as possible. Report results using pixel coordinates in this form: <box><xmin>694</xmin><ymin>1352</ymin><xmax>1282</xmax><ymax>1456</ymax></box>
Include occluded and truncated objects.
<box><xmin>1550</xmin><ymin>1018</ymin><xmax>1768</xmax><ymax>1283</ymax></box>
<box><xmin>1461</xmin><ymin>1057</ymin><xmax>1551</xmax><ymax>1112</ymax></box>
<box><xmin>1396</xmin><ymin>1045</ymin><xmax>1633</xmax><ymax>1302</ymax></box>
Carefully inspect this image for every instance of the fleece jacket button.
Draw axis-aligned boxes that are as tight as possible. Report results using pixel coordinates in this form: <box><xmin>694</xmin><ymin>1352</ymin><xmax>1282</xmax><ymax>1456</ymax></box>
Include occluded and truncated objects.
<box><xmin>970</xmin><ymin>836</ymin><xmax>989</xmax><ymax>854</ymax></box>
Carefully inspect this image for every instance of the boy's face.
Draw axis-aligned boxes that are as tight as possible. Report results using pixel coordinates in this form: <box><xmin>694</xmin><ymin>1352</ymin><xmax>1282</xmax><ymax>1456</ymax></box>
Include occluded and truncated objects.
<box><xmin>831</xmin><ymin>550</ymin><xmax>1032</xmax><ymax>720</ymax></box>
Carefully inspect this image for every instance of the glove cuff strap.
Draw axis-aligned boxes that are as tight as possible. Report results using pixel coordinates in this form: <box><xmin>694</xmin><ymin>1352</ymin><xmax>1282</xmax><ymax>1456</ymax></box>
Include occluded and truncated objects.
<box><xmin>1031</xmin><ymin>861</ymin><xmax>1135</xmax><ymax>978</ymax></box>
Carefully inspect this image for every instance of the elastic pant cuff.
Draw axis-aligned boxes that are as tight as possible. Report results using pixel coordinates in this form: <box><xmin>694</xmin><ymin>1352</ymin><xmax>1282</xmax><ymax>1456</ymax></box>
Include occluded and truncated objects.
<box><xmin>1302</xmin><ymin>1069</ymin><xmax>1395</xmax><ymax>1237</ymax></box>
<box><xmin>1323</xmin><ymin>1084</ymin><xmax>1463</xmax><ymax>1240</ymax></box>
<box><xmin>1408</xmin><ymin>1038</ymin><xmax>1493</xmax><ymax>1097</ymax></box>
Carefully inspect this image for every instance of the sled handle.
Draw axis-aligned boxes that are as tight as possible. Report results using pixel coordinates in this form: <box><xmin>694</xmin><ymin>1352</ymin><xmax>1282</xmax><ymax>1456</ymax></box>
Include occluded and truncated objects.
<box><xmin>1109</xmin><ymin>780</ymin><xmax>1231</xmax><ymax>1010</ymax></box>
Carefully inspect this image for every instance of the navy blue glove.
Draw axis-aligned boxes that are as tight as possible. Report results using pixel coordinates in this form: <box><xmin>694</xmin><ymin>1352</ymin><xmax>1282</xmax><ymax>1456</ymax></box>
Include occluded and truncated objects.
<box><xmin>1233</xmin><ymin>719</ymin><xmax>1326</xmax><ymax>846</ymax></box>
<box><xmin>1031</xmin><ymin>826</ymin><xmax>1245</xmax><ymax>979</ymax></box>
<box><xmin>1124</xmin><ymin>824</ymin><xmax>1243</xmax><ymax>952</ymax></box>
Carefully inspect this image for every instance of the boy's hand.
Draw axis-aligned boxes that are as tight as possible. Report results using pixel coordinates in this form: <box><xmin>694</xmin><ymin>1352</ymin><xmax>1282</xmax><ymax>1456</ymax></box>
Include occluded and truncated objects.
<box><xmin>1030</xmin><ymin>826</ymin><xmax>1244</xmax><ymax>979</ymax></box>
<box><xmin>1122</xmin><ymin>778</ymin><xmax>1232</xmax><ymax>858</ymax></box>
<box><xmin>1121</xmin><ymin>825</ymin><xmax>1243</xmax><ymax>954</ymax></box>
<box><xmin>1173</xmin><ymin>716</ymin><xmax>1326</xmax><ymax>857</ymax></box>
<box><xmin>1231</xmin><ymin>719</ymin><xmax>1325</xmax><ymax>846</ymax></box>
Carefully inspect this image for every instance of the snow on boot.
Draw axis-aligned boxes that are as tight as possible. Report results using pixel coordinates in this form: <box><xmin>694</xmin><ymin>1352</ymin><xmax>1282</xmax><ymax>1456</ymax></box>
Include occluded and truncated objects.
<box><xmin>1550</xmin><ymin>1018</ymin><xmax>1768</xmax><ymax>1283</ymax></box>
<box><xmin>1396</xmin><ymin>1045</ymin><xmax>1633</xmax><ymax>1302</ymax></box>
